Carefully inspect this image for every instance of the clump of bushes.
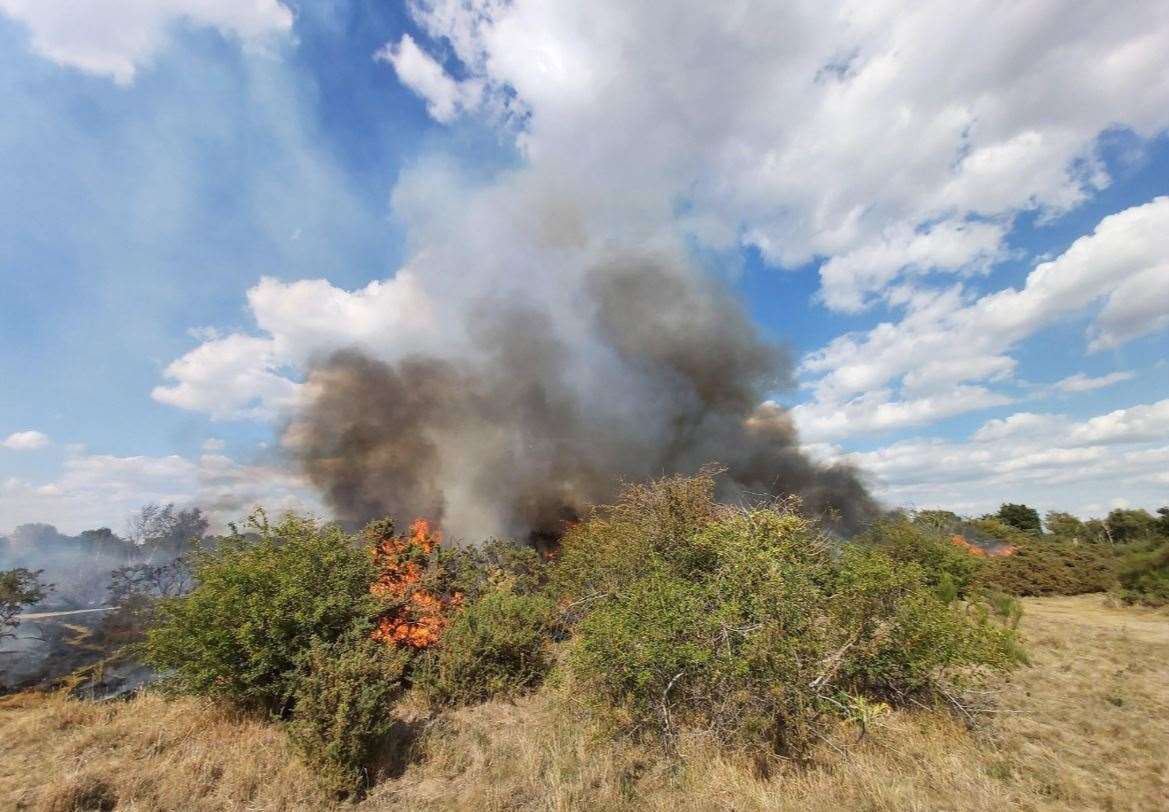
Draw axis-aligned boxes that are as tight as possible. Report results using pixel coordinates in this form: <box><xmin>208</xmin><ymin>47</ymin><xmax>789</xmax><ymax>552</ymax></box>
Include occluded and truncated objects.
<box><xmin>558</xmin><ymin>474</ymin><xmax>1020</xmax><ymax>757</ymax></box>
<box><xmin>860</xmin><ymin>517</ymin><xmax>984</xmax><ymax>600</ymax></box>
<box><xmin>1117</xmin><ymin>540</ymin><xmax>1169</xmax><ymax>606</ymax></box>
<box><xmin>973</xmin><ymin>541</ymin><xmax>1120</xmax><ymax>597</ymax></box>
<box><xmin>142</xmin><ymin>477</ymin><xmax>1030</xmax><ymax>786</ymax></box>
<box><xmin>142</xmin><ymin>512</ymin><xmax>555</xmax><ymax>793</ymax></box>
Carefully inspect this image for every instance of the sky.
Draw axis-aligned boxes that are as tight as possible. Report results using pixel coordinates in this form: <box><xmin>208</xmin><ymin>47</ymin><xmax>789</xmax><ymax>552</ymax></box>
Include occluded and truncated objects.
<box><xmin>0</xmin><ymin>0</ymin><xmax>1166</xmax><ymax>535</ymax></box>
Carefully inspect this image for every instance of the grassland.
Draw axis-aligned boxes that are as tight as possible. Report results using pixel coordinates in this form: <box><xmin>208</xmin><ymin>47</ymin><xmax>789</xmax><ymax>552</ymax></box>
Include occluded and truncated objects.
<box><xmin>2</xmin><ymin>594</ymin><xmax>1166</xmax><ymax>811</ymax></box>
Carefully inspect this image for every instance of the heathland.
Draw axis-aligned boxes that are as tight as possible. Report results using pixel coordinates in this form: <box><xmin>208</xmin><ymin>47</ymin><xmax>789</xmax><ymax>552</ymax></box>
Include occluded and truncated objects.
<box><xmin>1</xmin><ymin>594</ymin><xmax>1165</xmax><ymax>811</ymax></box>
<box><xmin>2</xmin><ymin>476</ymin><xmax>1168</xmax><ymax>810</ymax></box>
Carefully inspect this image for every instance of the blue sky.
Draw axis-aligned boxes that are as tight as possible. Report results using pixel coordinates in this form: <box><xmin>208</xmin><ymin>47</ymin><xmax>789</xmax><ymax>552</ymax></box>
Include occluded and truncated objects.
<box><xmin>1</xmin><ymin>1</ymin><xmax>1167</xmax><ymax>533</ymax></box>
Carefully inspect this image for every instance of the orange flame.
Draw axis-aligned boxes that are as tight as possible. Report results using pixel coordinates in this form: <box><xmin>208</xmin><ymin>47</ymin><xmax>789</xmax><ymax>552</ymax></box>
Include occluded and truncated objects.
<box><xmin>370</xmin><ymin>519</ymin><xmax>461</xmax><ymax>649</ymax></box>
<box><xmin>950</xmin><ymin>534</ymin><xmax>1016</xmax><ymax>558</ymax></box>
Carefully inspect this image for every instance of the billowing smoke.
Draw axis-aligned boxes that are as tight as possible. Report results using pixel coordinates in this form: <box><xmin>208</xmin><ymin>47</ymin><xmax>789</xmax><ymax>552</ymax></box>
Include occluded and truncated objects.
<box><xmin>286</xmin><ymin>256</ymin><xmax>876</xmax><ymax>544</ymax></box>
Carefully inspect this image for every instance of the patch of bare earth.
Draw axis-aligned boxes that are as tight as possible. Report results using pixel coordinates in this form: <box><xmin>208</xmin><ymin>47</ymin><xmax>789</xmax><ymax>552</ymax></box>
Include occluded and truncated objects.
<box><xmin>2</xmin><ymin>594</ymin><xmax>1166</xmax><ymax>810</ymax></box>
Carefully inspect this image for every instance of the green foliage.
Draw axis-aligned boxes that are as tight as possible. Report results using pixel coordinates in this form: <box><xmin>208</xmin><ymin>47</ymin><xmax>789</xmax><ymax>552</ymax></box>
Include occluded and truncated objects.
<box><xmin>1117</xmin><ymin>540</ymin><xmax>1169</xmax><ymax>606</ymax></box>
<box><xmin>1</xmin><ymin>567</ymin><xmax>50</xmax><ymax>641</ymax></box>
<box><xmin>1044</xmin><ymin>511</ymin><xmax>1086</xmax><ymax>541</ymax></box>
<box><xmin>975</xmin><ymin>542</ymin><xmax>1119</xmax><ymax>596</ymax></box>
<box><xmin>996</xmin><ymin>503</ymin><xmax>1041</xmax><ymax>535</ymax></box>
<box><xmin>562</xmin><ymin>478</ymin><xmax>1020</xmax><ymax>757</ymax></box>
<box><xmin>419</xmin><ymin>588</ymin><xmax>554</xmax><ymax>705</ymax></box>
<box><xmin>862</xmin><ymin>518</ymin><xmax>983</xmax><ymax>599</ymax></box>
<box><xmin>1104</xmin><ymin>508</ymin><xmax>1161</xmax><ymax>544</ymax></box>
<box><xmin>142</xmin><ymin>513</ymin><xmax>379</xmax><ymax>714</ymax></box>
<box><xmin>287</xmin><ymin>635</ymin><xmax>411</xmax><ymax>795</ymax></box>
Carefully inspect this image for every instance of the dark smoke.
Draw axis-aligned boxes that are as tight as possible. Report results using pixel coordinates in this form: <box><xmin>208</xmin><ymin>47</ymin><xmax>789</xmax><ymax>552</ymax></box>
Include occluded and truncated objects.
<box><xmin>286</xmin><ymin>257</ymin><xmax>876</xmax><ymax>543</ymax></box>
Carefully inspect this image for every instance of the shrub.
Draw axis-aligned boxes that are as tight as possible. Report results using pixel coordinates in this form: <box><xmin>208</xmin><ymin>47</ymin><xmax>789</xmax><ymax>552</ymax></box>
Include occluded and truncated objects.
<box><xmin>861</xmin><ymin>518</ymin><xmax>984</xmax><ymax>599</ymax></box>
<box><xmin>287</xmin><ymin>635</ymin><xmax>411</xmax><ymax>795</ymax></box>
<box><xmin>1</xmin><ymin>567</ymin><xmax>50</xmax><ymax>642</ymax></box>
<box><xmin>419</xmin><ymin>588</ymin><xmax>554</xmax><ymax>705</ymax></box>
<box><xmin>974</xmin><ymin>542</ymin><xmax>1120</xmax><ymax>596</ymax></box>
<box><xmin>1117</xmin><ymin>540</ymin><xmax>1169</xmax><ymax>606</ymax></box>
<box><xmin>142</xmin><ymin>513</ymin><xmax>378</xmax><ymax>714</ymax></box>
<box><xmin>562</xmin><ymin>478</ymin><xmax>1020</xmax><ymax>757</ymax></box>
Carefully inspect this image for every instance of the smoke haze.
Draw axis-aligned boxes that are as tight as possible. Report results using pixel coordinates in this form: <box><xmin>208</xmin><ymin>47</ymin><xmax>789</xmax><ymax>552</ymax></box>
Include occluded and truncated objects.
<box><xmin>287</xmin><ymin>257</ymin><xmax>876</xmax><ymax>543</ymax></box>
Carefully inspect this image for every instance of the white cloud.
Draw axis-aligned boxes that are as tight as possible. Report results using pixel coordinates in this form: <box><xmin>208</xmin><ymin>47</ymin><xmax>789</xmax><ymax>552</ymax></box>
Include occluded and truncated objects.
<box><xmin>152</xmin><ymin>334</ymin><xmax>300</xmax><ymax>421</ymax></box>
<box><xmin>819</xmin><ymin>220</ymin><xmax>1007</xmax><ymax>313</ymax></box>
<box><xmin>1053</xmin><ymin>371</ymin><xmax>1135</xmax><ymax>393</ymax></box>
<box><xmin>1090</xmin><ymin>263</ymin><xmax>1169</xmax><ymax>350</ymax></box>
<box><xmin>796</xmin><ymin>198</ymin><xmax>1169</xmax><ymax>439</ymax></box>
<box><xmin>151</xmin><ymin>272</ymin><xmax>438</xmax><ymax>421</ymax></box>
<box><xmin>396</xmin><ymin>0</ymin><xmax>1169</xmax><ymax>308</ymax></box>
<box><xmin>792</xmin><ymin>386</ymin><xmax>1013</xmax><ymax>443</ymax></box>
<box><xmin>0</xmin><ymin>0</ymin><xmax>293</xmax><ymax>84</ymax></box>
<box><xmin>819</xmin><ymin>396</ymin><xmax>1169</xmax><ymax>517</ymax></box>
<box><xmin>1</xmin><ymin>430</ymin><xmax>50</xmax><ymax>450</ymax></box>
<box><xmin>376</xmin><ymin>34</ymin><xmax>482</xmax><ymax>123</ymax></box>
<box><xmin>0</xmin><ymin>449</ymin><xmax>321</xmax><ymax>536</ymax></box>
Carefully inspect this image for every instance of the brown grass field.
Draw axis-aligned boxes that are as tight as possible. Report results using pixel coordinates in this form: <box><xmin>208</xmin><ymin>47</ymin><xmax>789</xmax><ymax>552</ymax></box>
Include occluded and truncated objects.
<box><xmin>2</xmin><ymin>594</ymin><xmax>1166</xmax><ymax>811</ymax></box>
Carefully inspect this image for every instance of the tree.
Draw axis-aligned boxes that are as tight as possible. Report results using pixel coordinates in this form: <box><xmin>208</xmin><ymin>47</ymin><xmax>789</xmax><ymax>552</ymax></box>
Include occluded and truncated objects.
<box><xmin>1155</xmin><ymin>507</ymin><xmax>1169</xmax><ymax>538</ymax></box>
<box><xmin>1105</xmin><ymin>509</ymin><xmax>1158</xmax><ymax>544</ymax></box>
<box><xmin>1044</xmin><ymin>511</ymin><xmax>1085</xmax><ymax>540</ymax></box>
<box><xmin>126</xmin><ymin>503</ymin><xmax>209</xmax><ymax>561</ymax></box>
<box><xmin>1</xmin><ymin>568</ymin><xmax>50</xmax><ymax>646</ymax></box>
<box><xmin>997</xmin><ymin>503</ymin><xmax>1041</xmax><ymax>534</ymax></box>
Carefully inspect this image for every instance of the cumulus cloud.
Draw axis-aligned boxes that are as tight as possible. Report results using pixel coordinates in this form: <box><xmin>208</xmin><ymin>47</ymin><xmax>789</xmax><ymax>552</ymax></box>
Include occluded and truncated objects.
<box><xmin>0</xmin><ymin>0</ymin><xmax>293</xmax><ymax>84</ymax></box>
<box><xmin>152</xmin><ymin>272</ymin><xmax>438</xmax><ymax>421</ymax></box>
<box><xmin>822</xmin><ymin>396</ymin><xmax>1169</xmax><ymax>516</ymax></box>
<box><xmin>393</xmin><ymin>0</ymin><xmax>1169</xmax><ymax>307</ymax></box>
<box><xmin>797</xmin><ymin>197</ymin><xmax>1169</xmax><ymax>438</ymax></box>
<box><xmin>1</xmin><ymin>430</ymin><xmax>50</xmax><ymax>450</ymax></box>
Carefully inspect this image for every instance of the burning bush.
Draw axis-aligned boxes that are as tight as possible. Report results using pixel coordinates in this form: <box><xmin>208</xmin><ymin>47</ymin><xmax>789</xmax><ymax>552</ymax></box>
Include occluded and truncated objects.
<box><xmin>559</xmin><ymin>475</ymin><xmax>1021</xmax><ymax>758</ymax></box>
<box><xmin>366</xmin><ymin>518</ymin><xmax>462</xmax><ymax>650</ymax></box>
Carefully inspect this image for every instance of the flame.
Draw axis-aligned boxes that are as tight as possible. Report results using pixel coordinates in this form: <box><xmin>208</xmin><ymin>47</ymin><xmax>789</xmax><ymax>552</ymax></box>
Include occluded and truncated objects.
<box><xmin>950</xmin><ymin>534</ymin><xmax>1016</xmax><ymax>558</ymax></box>
<box><xmin>369</xmin><ymin>518</ymin><xmax>461</xmax><ymax>649</ymax></box>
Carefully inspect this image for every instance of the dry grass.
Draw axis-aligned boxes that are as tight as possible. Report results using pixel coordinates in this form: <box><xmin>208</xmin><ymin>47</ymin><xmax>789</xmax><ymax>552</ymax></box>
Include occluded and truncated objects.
<box><xmin>2</xmin><ymin>594</ymin><xmax>1166</xmax><ymax>811</ymax></box>
<box><xmin>0</xmin><ymin>692</ymin><xmax>330</xmax><ymax>811</ymax></box>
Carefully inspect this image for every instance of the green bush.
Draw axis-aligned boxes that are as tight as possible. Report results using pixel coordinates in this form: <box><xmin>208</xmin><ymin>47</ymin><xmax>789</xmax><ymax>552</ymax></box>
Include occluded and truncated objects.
<box><xmin>142</xmin><ymin>513</ymin><xmax>379</xmax><ymax>714</ymax></box>
<box><xmin>287</xmin><ymin>635</ymin><xmax>411</xmax><ymax>795</ymax></box>
<box><xmin>1117</xmin><ymin>540</ymin><xmax>1169</xmax><ymax>606</ymax></box>
<box><xmin>861</xmin><ymin>518</ymin><xmax>984</xmax><ymax>599</ymax></box>
<box><xmin>974</xmin><ymin>541</ymin><xmax>1120</xmax><ymax>596</ymax></box>
<box><xmin>562</xmin><ymin>477</ymin><xmax>1020</xmax><ymax>757</ymax></box>
<box><xmin>419</xmin><ymin>588</ymin><xmax>554</xmax><ymax>705</ymax></box>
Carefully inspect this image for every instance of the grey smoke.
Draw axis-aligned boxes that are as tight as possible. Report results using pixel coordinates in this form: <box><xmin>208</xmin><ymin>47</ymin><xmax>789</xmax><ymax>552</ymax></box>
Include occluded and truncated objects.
<box><xmin>286</xmin><ymin>256</ymin><xmax>877</xmax><ymax>544</ymax></box>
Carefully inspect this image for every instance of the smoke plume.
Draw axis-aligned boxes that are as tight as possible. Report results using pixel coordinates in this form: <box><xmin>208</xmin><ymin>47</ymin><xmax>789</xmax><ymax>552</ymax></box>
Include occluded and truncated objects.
<box><xmin>286</xmin><ymin>256</ymin><xmax>876</xmax><ymax>544</ymax></box>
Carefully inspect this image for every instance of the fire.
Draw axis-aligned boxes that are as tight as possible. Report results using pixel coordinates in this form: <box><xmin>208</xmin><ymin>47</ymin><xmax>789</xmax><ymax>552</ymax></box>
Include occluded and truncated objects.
<box><xmin>950</xmin><ymin>534</ymin><xmax>1016</xmax><ymax>558</ymax></box>
<box><xmin>369</xmin><ymin>518</ymin><xmax>461</xmax><ymax>649</ymax></box>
